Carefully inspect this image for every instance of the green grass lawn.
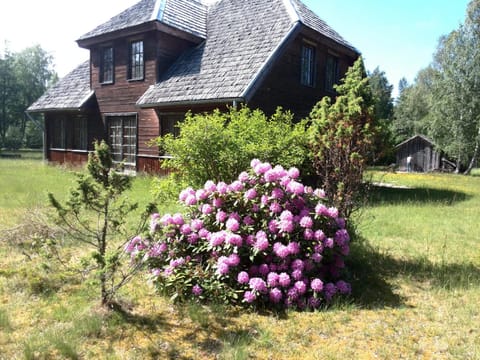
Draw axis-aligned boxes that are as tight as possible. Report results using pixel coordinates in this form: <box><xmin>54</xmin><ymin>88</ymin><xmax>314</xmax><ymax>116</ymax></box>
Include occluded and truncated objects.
<box><xmin>1</xmin><ymin>161</ymin><xmax>479</xmax><ymax>359</ymax></box>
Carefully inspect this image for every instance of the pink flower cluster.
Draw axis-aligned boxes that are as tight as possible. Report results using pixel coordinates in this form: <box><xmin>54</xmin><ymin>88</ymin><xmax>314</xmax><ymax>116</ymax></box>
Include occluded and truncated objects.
<box><xmin>127</xmin><ymin>159</ymin><xmax>351</xmax><ymax>309</ymax></box>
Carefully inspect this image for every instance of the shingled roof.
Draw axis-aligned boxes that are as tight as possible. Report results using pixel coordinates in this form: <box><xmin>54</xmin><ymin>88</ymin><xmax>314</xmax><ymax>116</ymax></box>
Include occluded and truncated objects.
<box><xmin>137</xmin><ymin>0</ymin><xmax>359</xmax><ymax>107</ymax></box>
<box><xmin>27</xmin><ymin>61</ymin><xmax>93</xmax><ymax>113</ymax></box>
<box><xmin>78</xmin><ymin>0</ymin><xmax>208</xmax><ymax>41</ymax></box>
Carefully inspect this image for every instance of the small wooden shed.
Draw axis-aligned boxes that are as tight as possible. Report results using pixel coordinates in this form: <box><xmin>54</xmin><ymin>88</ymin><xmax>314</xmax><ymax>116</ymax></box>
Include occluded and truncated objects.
<box><xmin>395</xmin><ymin>135</ymin><xmax>441</xmax><ymax>172</ymax></box>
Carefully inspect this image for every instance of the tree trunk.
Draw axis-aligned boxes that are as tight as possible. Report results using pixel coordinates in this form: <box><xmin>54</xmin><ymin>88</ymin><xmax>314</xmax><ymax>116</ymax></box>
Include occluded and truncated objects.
<box><xmin>464</xmin><ymin>126</ymin><xmax>480</xmax><ymax>175</ymax></box>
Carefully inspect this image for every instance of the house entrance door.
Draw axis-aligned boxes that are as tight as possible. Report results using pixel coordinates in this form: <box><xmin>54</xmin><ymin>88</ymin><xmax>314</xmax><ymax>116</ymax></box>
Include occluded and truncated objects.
<box><xmin>106</xmin><ymin>115</ymin><xmax>137</xmax><ymax>170</ymax></box>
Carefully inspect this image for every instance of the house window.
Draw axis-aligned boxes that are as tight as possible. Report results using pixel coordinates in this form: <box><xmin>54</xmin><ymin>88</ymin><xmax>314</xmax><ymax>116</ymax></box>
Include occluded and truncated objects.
<box><xmin>160</xmin><ymin>115</ymin><xmax>182</xmax><ymax>138</ymax></box>
<box><xmin>129</xmin><ymin>40</ymin><xmax>144</xmax><ymax>80</ymax></box>
<box><xmin>107</xmin><ymin>115</ymin><xmax>137</xmax><ymax>167</ymax></box>
<box><xmin>50</xmin><ymin>117</ymin><xmax>65</xmax><ymax>149</ymax></box>
<box><xmin>100</xmin><ymin>47</ymin><xmax>114</xmax><ymax>84</ymax></box>
<box><xmin>72</xmin><ymin>117</ymin><xmax>88</xmax><ymax>150</ymax></box>
<box><xmin>301</xmin><ymin>44</ymin><xmax>316</xmax><ymax>87</ymax></box>
<box><xmin>325</xmin><ymin>55</ymin><xmax>339</xmax><ymax>92</ymax></box>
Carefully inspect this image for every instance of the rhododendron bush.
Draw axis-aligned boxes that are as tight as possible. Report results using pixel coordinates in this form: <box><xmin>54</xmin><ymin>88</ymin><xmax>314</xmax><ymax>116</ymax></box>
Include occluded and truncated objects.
<box><xmin>126</xmin><ymin>160</ymin><xmax>351</xmax><ymax>309</ymax></box>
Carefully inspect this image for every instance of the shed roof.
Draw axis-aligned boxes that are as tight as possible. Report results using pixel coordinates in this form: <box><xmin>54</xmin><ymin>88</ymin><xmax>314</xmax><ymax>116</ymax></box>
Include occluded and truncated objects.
<box><xmin>395</xmin><ymin>135</ymin><xmax>436</xmax><ymax>149</ymax></box>
<box><xmin>27</xmin><ymin>61</ymin><xmax>93</xmax><ymax>113</ymax></box>
<box><xmin>78</xmin><ymin>0</ymin><xmax>208</xmax><ymax>42</ymax></box>
<box><xmin>137</xmin><ymin>0</ymin><xmax>359</xmax><ymax>107</ymax></box>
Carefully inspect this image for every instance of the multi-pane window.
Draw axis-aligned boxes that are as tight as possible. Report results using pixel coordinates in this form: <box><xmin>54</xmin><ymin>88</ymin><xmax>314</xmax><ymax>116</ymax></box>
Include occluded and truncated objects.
<box><xmin>50</xmin><ymin>117</ymin><xmax>65</xmax><ymax>149</ymax></box>
<box><xmin>161</xmin><ymin>115</ymin><xmax>182</xmax><ymax>138</ymax></box>
<box><xmin>325</xmin><ymin>55</ymin><xmax>339</xmax><ymax>92</ymax></box>
<box><xmin>301</xmin><ymin>44</ymin><xmax>316</xmax><ymax>87</ymax></box>
<box><xmin>49</xmin><ymin>116</ymin><xmax>87</xmax><ymax>150</ymax></box>
<box><xmin>129</xmin><ymin>40</ymin><xmax>144</xmax><ymax>80</ymax></box>
<box><xmin>72</xmin><ymin>117</ymin><xmax>88</xmax><ymax>150</ymax></box>
<box><xmin>107</xmin><ymin>115</ymin><xmax>137</xmax><ymax>168</ymax></box>
<box><xmin>100</xmin><ymin>47</ymin><xmax>114</xmax><ymax>83</ymax></box>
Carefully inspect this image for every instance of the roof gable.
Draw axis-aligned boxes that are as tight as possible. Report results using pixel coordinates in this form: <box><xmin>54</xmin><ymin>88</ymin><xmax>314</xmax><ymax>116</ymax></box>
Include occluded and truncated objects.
<box><xmin>138</xmin><ymin>0</ymin><xmax>358</xmax><ymax>107</ymax></box>
<box><xmin>77</xmin><ymin>0</ymin><xmax>207</xmax><ymax>43</ymax></box>
<box><xmin>27</xmin><ymin>61</ymin><xmax>93</xmax><ymax>113</ymax></box>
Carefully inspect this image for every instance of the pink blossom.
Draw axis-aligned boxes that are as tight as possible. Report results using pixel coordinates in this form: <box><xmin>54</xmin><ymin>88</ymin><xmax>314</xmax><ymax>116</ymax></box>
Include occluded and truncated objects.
<box><xmin>191</xmin><ymin>219</ymin><xmax>204</xmax><ymax>231</ymax></box>
<box><xmin>271</xmin><ymin>187</ymin><xmax>284</xmax><ymax>199</ymax></box>
<box><xmin>204</xmin><ymin>180</ymin><xmax>217</xmax><ymax>193</ymax></box>
<box><xmin>258</xmin><ymin>264</ymin><xmax>270</xmax><ymax>276</ymax></box>
<box><xmin>335</xmin><ymin>229</ymin><xmax>350</xmax><ymax>246</ymax></box>
<box><xmin>324</xmin><ymin>237</ymin><xmax>334</xmax><ymax>248</ymax></box>
<box><xmin>294</xmin><ymin>280</ymin><xmax>307</xmax><ymax>294</ymax></box>
<box><xmin>179</xmin><ymin>187</ymin><xmax>195</xmax><ymax>202</ymax></box>
<box><xmin>311</xmin><ymin>278</ymin><xmax>324</xmax><ymax>292</ymax></box>
<box><xmin>216</xmin><ymin>210</ymin><xmax>228</xmax><ymax>223</ymax></box>
<box><xmin>229</xmin><ymin>180</ymin><xmax>244</xmax><ymax>192</ymax></box>
<box><xmin>212</xmin><ymin>197</ymin><xmax>223</xmax><ymax>208</ymax></box>
<box><xmin>226</xmin><ymin>233</ymin><xmax>243</xmax><ymax>247</ymax></box>
<box><xmin>287</xmin><ymin>167</ymin><xmax>300</xmax><ymax>179</ymax></box>
<box><xmin>261</xmin><ymin>195</ymin><xmax>269</xmax><ymax>206</ymax></box>
<box><xmin>227</xmin><ymin>253</ymin><xmax>241</xmax><ymax>266</ymax></box>
<box><xmin>244</xmin><ymin>188</ymin><xmax>257</xmax><ymax>200</ymax></box>
<box><xmin>269</xmin><ymin>288</ymin><xmax>283</xmax><ymax>303</ymax></box>
<box><xmin>196</xmin><ymin>189</ymin><xmax>208</xmax><ymax>201</ymax></box>
<box><xmin>286</xmin><ymin>180</ymin><xmax>304</xmax><ymax>195</ymax></box>
<box><xmin>287</xmin><ymin>242</ymin><xmax>300</xmax><ymax>255</ymax></box>
<box><xmin>217</xmin><ymin>182</ymin><xmax>228</xmax><ymax>194</ymax></box>
<box><xmin>336</xmin><ymin>280</ymin><xmax>351</xmax><ymax>294</ymax></box>
<box><xmin>328</xmin><ymin>207</ymin><xmax>339</xmax><ymax>218</ymax></box>
<box><xmin>159</xmin><ymin>214</ymin><xmax>174</xmax><ymax>226</ymax></box>
<box><xmin>226</xmin><ymin>218</ymin><xmax>240</xmax><ymax>232</ymax></box>
<box><xmin>172</xmin><ymin>213</ymin><xmax>184</xmax><ymax>226</ymax></box>
<box><xmin>180</xmin><ymin>224</ymin><xmax>192</xmax><ymax>235</ymax></box>
<box><xmin>209</xmin><ymin>231</ymin><xmax>226</xmax><ymax>247</ymax></box>
<box><xmin>311</xmin><ymin>252</ymin><xmax>323</xmax><ymax>263</ymax></box>
<box><xmin>246</xmin><ymin>235</ymin><xmax>255</xmax><ymax>246</ymax></box>
<box><xmin>315</xmin><ymin>203</ymin><xmax>328</xmax><ymax>216</ymax></box>
<box><xmin>268</xmin><ymin>220</ymin><xmax>279</xmax><ymax>233</ymax></box>
<box><xmin>148</xmin><ymin>242</ymin><xmax>167</xmax><ymax>257</ymax></box>
<box><xmin>216</xmin><ymin>261</ymin><xmax>230</xmax><ymax>275</ymax></box>
<box><xmin>244</xmin><ymin>290</ymin><xmax>256</xmax><ymax>303</ymax></box>
<box><xmin>201</xmin><ymin>204</ymin><xmax>213</xmax><ymax>215</ymax></box>
<box><xmin>292</xmin><ymin>269</ymin><xmax>303</xmax><ymax>280</ymax></box>
<box><xmin>336</xmin><ymin>217</ymin><xmax>346</xmax><ymax>229</ymax></box>
<box><xmin>184</xmin><ymin>194</ymin><xmax>197</xmax><ymax>206</ymax></box>
<box><xmin>269</xmin><ymin>202</ymin><xmax>282</xmax><ymax>214</ymax></box>
<box><xmin>304</xmin><ymin>228</ymin><xmax>314</xmax><ymax>240</ymax></box>
<box><xmin>278</xmin><ymin>272</ymin><xmax>291</xmax><ymax>287</ymax></box>
<box><xmin>250</xmin><ymin>158</ymin><xmax>261</xmax><ymax>168</ymax></box>
<box><xmin>291</xmin><ymin>259</ymin><xmax>305</xmax><ymax>271</ymax></box>
<box><xmin>187</xmin><ymin>233</ymin><xmax>199</xmax><ymax>244</ymax></box>
<box><xmin>273</xmin><ymin>243</ymin><xmax>289</xmax><ymax>258</ymax></box>
<box><xmin>314</xmin><ymin>230</ymin><xmax>325</xmax><ymax>241</ymax></box>
<box><xmin>299</xmin><ymin>216</ymin><xmax>313</xmax><ymax>228</ymax></box>
<box><xmin>192</xmin><ymin>284</ymin><xmax>203</xmax><ymax>296</ymax></box>
<box><xmin>324</xmin><ymin>283</ymin><xmax>337</xmax><ymax>300</ymax></box>
<box><xmin>238</xmin><ymin>171</ymin><xmax>250</xmax><ymax>182</ymax></box>
<box><xmin>249</xmin><ymin>277</ymin><xmax>267</xmax><ymax>293</ymax></box>
<box><xmin>243</xmin><ymin>216</ymin><xmax>254</xmax><ymax>226</ymax></box>
<box><xmin>198</xmin><ymin>228</ymin><xmax>210</xmax><ymax>239</ymax></box>
<box><xmin>267</xmin><ymin>272</ymin><xmax>280</xmax><ymax>287</ymax></box>
<box><xmin>237</xmin><ymin>271</ymin><xmax>250</xmax><ymax>284</ymax></box>
<box><xmin>280</xmin><ymin>210</ymin><xmax>294</xmax><ymax>222</ymax></box>
<box><xmin>314</xmin><ymin>188</ymin><xmax>326</xmax><ymax>198</ymax></box>
<box><xmin>254</xmin><ymin>236</ymin><xmax>269</xmax><ymax>252</ymax></box>
<box><xmin>253</xmin><ymin>162</ymin><xmax>272</xmax><ymax>175</ymax></box>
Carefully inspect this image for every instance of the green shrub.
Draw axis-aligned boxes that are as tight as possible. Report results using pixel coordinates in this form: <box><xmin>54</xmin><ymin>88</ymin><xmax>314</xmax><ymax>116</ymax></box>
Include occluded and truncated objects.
<box><xmin>158</xmin><ymin>107</ymin><xmax>311</xmax><ymax>187</ymax></box>
<box><xmin>308</xmin><ymin>57</ymin><xmax>377</xmax><ymax>219</ymax></box>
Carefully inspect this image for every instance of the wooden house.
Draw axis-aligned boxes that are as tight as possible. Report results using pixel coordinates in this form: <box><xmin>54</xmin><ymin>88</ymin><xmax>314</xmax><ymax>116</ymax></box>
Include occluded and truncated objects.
<box><xmin>396</xmin><ymin>135</ymin><xmax>442</xmax><ymax>172</ymax></box>
<box><xmin>28</xmin><ymin>0</ymin><xmax>359</xmax><ymax>172</ymax></box>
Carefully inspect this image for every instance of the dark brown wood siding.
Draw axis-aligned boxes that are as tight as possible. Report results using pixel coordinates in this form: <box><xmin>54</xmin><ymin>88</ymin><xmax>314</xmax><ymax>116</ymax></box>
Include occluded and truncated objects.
<box><xmin>89</xmin><ymin>30</ymin><xmax>196</xmax><ymax>167</ymax></box>
<box><xmin>248</xmin><ymin>31</ymin><xmax>357</xmax><ymax>120</ymax></box>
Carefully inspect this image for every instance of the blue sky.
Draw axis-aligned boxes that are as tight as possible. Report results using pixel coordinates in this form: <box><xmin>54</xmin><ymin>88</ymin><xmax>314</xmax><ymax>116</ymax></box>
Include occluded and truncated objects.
<box><xmin>0</xmin><ymin>0</ymin><xmax>471</xmax><ymax>98</ymax></box>
<box><xmin>305</xmin><ymin>0</ymin><xmax>470</xmax><ymax>96</ymax></box>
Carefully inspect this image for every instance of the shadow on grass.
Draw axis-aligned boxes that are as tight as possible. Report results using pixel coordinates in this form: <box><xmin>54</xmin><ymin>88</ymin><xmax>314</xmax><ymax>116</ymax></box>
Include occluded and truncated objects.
<box><xmin>368</xmin><ymin>185</ymin><xmax>470</xmax><ymax>206</ymax></box>
<box><xmin>347</xmin><ymin>238</ymin><xmax>480</xmax><ymax>309</ymax></box>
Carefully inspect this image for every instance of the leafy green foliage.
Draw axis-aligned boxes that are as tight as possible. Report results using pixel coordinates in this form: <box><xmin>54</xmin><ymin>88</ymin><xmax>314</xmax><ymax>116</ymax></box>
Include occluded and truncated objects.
<box><xmin>48</xmin><ymin>140</ymin><xmax>153</xmax><ymax>306</ymax></box>
<box><xmin>308</xmin><ymin>57</ymin><xmax>377</xmax><ymax>219</ymax></box>
<box><xmin>0</xmin><ymin>44</ymin><xmax>56</xmax><ymax>148</ymax></box>
<box><xmin>158</xmin><ymin>107</ymin><xmax>311</xmax><ymax>187</ymax></box>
